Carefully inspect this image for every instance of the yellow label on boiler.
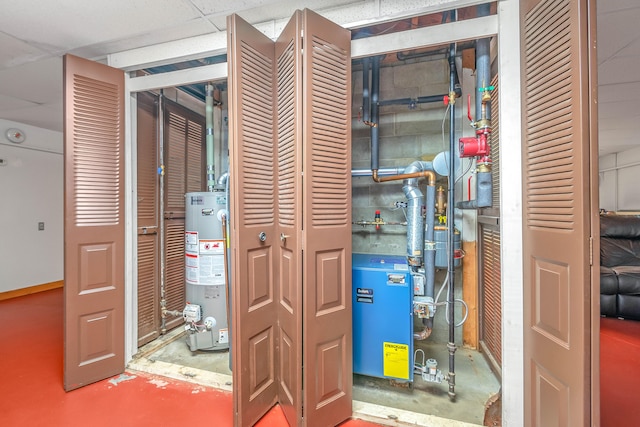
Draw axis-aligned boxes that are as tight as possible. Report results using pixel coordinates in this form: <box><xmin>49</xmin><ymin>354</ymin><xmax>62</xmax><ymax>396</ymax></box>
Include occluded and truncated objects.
<box><xmin>383</xmin><ymin>342</ymin><xmax>409</xmax><ymax>380</ymax></box>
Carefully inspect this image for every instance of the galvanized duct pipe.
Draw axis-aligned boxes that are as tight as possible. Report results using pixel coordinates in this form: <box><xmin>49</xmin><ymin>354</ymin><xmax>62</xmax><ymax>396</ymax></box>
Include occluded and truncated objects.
<box><xmin>401</xmin><ymin>161</ymin><xmax>436</xmax><ymax>270</ymax></box>
<box><xmin>205</xmin><ymin>84</ymin><xmax>216</xmax><ymax>192</ymax></box>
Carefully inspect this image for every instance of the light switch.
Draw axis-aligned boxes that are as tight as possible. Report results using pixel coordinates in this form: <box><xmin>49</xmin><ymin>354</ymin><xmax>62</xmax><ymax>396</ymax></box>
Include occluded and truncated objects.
<box><xmin>38</xmin><ymin>222</ymin><xmax>45</xmax><ymax>231</ymax></box>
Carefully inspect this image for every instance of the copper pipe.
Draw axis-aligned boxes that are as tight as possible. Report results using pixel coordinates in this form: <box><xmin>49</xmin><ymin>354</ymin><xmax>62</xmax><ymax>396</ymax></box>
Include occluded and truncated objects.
<box><xmin>372</xmin><ymin>169</ymin><xmax>436</xmax><ymax>186</ymax></box>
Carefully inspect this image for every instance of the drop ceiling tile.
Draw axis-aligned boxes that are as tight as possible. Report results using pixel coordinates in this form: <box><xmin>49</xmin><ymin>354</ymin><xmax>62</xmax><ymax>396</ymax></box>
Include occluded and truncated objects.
<box><xmin>0</xmin><ymin>32</ymin><xmax>49</xmax><ymax>68</ymax></box>
<box><xmin>190</xmin><ymin>0</ymin><xmax>282</xmax><ymax>17</ymax></box>
<box><xmin>0</xmin><ymin>0</ymin><xmax>201</xmax><ymax>52</ymax></box>
<box><xmin>597</xmin><ymin>0</ymin><xmax>640</xmax><ymax>14</ymax></box>
<box><xmin>68</xmin><ymin>19</ymin><xmax>216</xmax><ymax>60</ymax></box>
<box><xmin>0</xmin><ymin>57</ymin><xmax>62</xmax><ymax>104</ymax></box>
<box><xmin>596</xmin><ymin>7</ymin><xmax>640</xmax><ymax>64</ymax></box>
<box><xmin>0</xmin><ymin>94</ymin><xmax>40</xmax><ymax>111</ymax></box>
<box><xmin>598</xmin><ymin>81</ymin><xmax>640</xmax><ymax>103</ymax></box>
<box><xmin>0</xmin><ymin>104</ymin><xmax>62</xmax><ymax>133</ymax></box>
<box><xmin>206</xmin><ymin>0</ymin><xmax>358</xmax><ymax>30</ymax></box>
<box><xmin>598</xmin><ymin>56</ymin><xmax>640</xmax><ymax>85</ymax></box>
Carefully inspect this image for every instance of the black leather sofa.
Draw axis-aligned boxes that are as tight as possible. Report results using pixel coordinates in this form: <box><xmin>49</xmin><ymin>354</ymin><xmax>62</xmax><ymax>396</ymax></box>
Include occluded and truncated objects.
<box><xmin>600</xmin><ymin>214</ymin><xmax>640</xmax><ymax>320</ymax></box>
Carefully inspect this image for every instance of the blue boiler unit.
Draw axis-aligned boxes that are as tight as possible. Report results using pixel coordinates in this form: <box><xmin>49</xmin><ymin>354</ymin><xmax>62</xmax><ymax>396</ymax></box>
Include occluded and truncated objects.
<box><xmin>352</xmin><ymin>253</ymin><xmax>414</xmax><ymax>382</ymax></box>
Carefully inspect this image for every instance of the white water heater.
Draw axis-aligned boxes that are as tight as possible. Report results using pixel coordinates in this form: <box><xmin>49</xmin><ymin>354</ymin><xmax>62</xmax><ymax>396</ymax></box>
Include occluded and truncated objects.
<box><xmin>184</xmin><ymin>190</ymin><xmax>229</xmax><ymax>351</ymax></box>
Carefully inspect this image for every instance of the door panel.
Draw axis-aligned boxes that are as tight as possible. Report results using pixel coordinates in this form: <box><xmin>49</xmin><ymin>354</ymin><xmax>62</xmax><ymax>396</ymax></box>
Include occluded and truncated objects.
<box><xmin>164</xmin><ymin>218</ymin><xmax>186</xmax><ymax>330</ymax></box>
<box><xmin>137</xmin><ymin>92</ymin><xmax>160</xmax><ymax>346</ymax></box>
<box><xmin>522</xmin><ymin>0</ymin><xmax>595</xmax><ymax>425</ymax></box>
<box><xmin>163</xmin><ymin>101</ymin><xmax>205</xmax><ymax>331</ymax></box>
<box><xmin>228</xmin><ymin>14</ymin><xmax>278</xmax><ymax>427</ymax></box>
<box><xmin>275</xmin><ymin>11</ymin><xmax>303</xmax><ymax>427</ymax></box>
<box><xmin>229</xmin><ymin>10</ymin><xmax>352</xmax><ymax>426</ymax></box>
<box><xmin>301</xmin><ymin>9</ymin><xmax>352</xmax><ymax>427</ymax></box>
<box><xmin>63</xmin><ymin>54</ymin><xmax>125</xmax><ymax>391</ymax></box>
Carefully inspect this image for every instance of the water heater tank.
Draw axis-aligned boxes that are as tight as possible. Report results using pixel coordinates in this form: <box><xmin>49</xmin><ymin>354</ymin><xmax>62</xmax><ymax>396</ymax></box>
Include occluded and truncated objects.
<box><xmin>184</xmin><ymin>190</ymin><xmax>229</xmax><ymax>351</ymax></box>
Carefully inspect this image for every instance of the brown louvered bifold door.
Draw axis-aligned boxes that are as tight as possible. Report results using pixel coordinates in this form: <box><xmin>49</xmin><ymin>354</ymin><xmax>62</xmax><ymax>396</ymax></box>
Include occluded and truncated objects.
<box><xmin>63</xmin><ymin>54</ymin><xmax>125</xmax><ymax>391</ymax></box>
<box><xmin>137</xmin><ymin>92</ymin><xmax>160</xmax><ymax>346</ymax></box>
<box><xmin>228</xmin><ymin>14</ymin><xmax>279</xmax><ymax>426</ymax></box>
<box><xmin>478</xmin><ymin>74</ymin><xmax>501</xmax><ymax>372</ymax></box>
<box><xmin>163</xmin><ymin>101</ymin><xmax>205</xmax><ymax>331</ymax></box>
<box><xmin>522</xmin><ymin>0</ymin><xmax>596</xmax><ymax>425</ymax></box>
<box><xmin>301</xmin><ymin>9</ymin><xmax>352</xmax><ymax>427</ymax></box>
<box><xmin>229</xmin><ymin>9</ymin><xmax>352</xmax><ymax>426</ymax></box>
<box><xmin>275</xmin><ymin>11</ymin><xmax>303</xmax><ymax>426</ymax></box>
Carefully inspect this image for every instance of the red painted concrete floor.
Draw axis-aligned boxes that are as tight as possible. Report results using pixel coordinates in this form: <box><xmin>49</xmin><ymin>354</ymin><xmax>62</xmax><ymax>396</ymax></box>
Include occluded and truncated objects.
<box><xmin>0</xmin><ymin>289</ymin><xmax>378</xmax><ymax>427</ymax></box>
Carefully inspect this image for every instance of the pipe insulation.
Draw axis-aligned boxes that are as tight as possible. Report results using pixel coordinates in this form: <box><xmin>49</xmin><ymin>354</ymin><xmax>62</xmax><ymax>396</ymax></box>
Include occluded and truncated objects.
<box><xmin>205</xmin><ymin>83</ymin><xmax>216</xmax><ymax>192</ymax></box>
<box><xmin>475</xmin><ymin>4</ymin><xmax>492</xmax><ymax>123</ymax></box>
<box><xmin>370</xmin><ymin>56</ymin><xmax>381</xmax><ymax>172</ymax></box>
<box><xmin>457</xmin><ymin>3</ymin><xmax>493</xmax><ymax>210</ymax></box>
<box><xmin>362</xmin><ymin>57</ymin><xmax>371</xmax><ymax>125</ymax></box>
<box><xmin>456</xmin><ymin>171</ymin><xmax>492</xmax><ymax>209</ymax></box>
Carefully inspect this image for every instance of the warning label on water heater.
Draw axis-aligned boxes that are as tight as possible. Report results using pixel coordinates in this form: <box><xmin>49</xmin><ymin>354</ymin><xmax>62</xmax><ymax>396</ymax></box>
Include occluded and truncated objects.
<box><xmin>383</xmin><ymin>342</ymin><xmax>409</xmax><ymax>380</ymax></box>
<box><xmin>185</xmin><ymin>238</ymin><xmax>226</xmax><ymax>286</ymax></box>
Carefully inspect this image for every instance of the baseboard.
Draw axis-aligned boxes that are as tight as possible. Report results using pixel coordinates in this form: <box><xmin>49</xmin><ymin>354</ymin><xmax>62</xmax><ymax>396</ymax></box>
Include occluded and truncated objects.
<box><xmin>0</xmin><ymin>280</ymin><xmax>64</xmax><ymax>301</ymax></box>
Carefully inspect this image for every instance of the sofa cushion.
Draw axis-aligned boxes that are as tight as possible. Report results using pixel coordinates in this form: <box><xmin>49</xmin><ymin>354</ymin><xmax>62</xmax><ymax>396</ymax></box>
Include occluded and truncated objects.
<box><xmin>614</xmin><ymin>266</ymin><xmax>640</xmax><ymax>294</ymax></box>
<box><xmin>600</xmin><ymin>266</ymin><xmax>618</xmax><ymax>317</ymax></box>
<box><xmin>601</xmin><ymin>238</ymin><xmax>640</xmax><ymax>267</ymax></box>
<box><xmin>601</xmin><ymin>215</ymin><xmax>640</xmax><ymax>239</ymax></box>
<box><xmin>612</xmin><ymin>266</ymin><xmax>640</xmax><ymax>320</ymax></box>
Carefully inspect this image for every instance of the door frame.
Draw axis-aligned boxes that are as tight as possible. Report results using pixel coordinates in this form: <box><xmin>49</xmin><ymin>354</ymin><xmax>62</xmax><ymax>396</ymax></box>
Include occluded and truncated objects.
<box><xmin>113</xmin><ymin>5</ymin><xmax>600</xmax><ymax>426</ymax></box>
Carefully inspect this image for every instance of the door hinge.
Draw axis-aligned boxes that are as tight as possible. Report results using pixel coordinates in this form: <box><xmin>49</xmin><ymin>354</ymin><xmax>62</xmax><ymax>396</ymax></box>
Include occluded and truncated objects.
<box><xmin>589</xmin><ymin>236</ymin><xmax>593</xmax><ymax>266</ymax></box>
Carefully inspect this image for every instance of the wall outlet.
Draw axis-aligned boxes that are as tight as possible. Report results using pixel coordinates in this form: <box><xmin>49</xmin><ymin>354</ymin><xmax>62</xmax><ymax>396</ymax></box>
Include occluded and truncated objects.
<box><xmin>0</xmin><ymin>158</ymin><xmax>6</xmax><ymax>166</ymax></box>
<box><xmin>38</xmin><ymin>222</ymin><xmax>45</xmax><ymax>231</ymax></box>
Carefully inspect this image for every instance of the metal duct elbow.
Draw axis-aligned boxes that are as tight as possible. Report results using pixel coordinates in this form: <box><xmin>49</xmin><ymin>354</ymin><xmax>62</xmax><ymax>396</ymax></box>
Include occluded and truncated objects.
<box><xmin>217</xmin><ymin>172</ymin><xmax>229</xmax><ymax>186</ymax></box>
<box><xmin>403</xmin><ymin>178</ymin><xmax>423</xmax><ymax>267</ymax></box>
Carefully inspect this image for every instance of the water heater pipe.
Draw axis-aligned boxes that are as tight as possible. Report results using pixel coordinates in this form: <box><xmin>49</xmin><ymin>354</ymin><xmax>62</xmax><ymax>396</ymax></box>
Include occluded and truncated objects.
<box><xmin>205</xmin><ymin>83</ymin><xmax>216</xmax><ymax>192</ymax></box>
<box><xmin>446</xmin><ymin>35</ymin><xmax>458</xmax><ymax>402</ymax></box>
<box><xmin>351</xmin><ymin>167</ymin><xmax>404</xmax><ymax>177</ymax></box>
<box><xmin>221</xmin><ymin>214</ymin><xmax>231</xmax><ymax>335</ymax></box>
<box><xmin>158</xmin><ymin>93</ymin><xmax>168</xmax><ymax>334</ymax></box>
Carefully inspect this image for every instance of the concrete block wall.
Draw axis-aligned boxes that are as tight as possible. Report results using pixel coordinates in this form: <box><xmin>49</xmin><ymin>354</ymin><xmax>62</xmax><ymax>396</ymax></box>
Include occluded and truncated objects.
<box><xmin>351</xmin><ymin>57</ymin><xmax>464</xmax><ymax>256</ymax></box>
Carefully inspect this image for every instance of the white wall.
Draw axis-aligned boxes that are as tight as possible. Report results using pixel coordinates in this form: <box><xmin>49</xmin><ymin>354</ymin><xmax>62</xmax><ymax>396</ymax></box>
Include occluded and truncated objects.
<box><xmin>0</xmin><ymin>119</ymin><xmax>63</xmax><ymax>292</ymax></box>
<box><xmin>599</xmin><ymin>146</ymin><xmax>640</xmax><ymax>212</ymax></box>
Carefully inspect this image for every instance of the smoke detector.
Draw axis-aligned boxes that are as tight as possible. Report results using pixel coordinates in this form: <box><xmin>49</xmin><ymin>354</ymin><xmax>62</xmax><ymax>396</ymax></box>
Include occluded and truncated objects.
<box><xmin>5</xmin><ymin>128</ymin><xmax>26</xmax><ymax>144</ymax></box>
